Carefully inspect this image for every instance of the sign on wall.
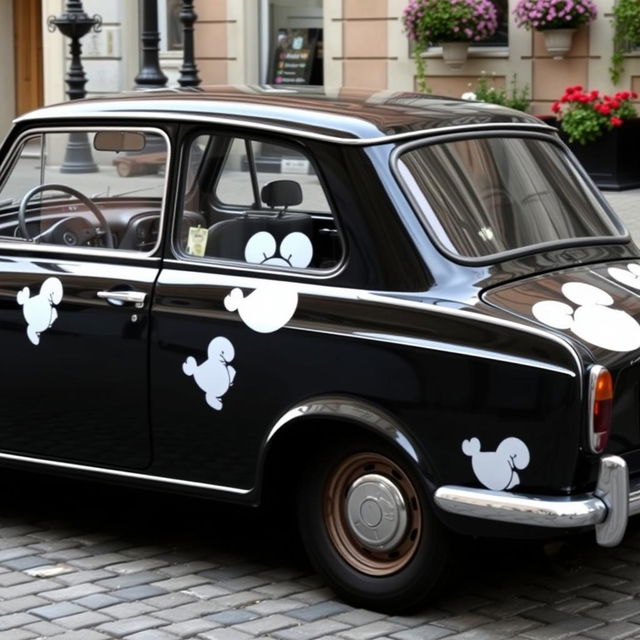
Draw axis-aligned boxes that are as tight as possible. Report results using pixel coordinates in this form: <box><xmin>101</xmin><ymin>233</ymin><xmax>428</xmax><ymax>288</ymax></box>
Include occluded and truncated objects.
<box><xmin>270</xmin><ymin>28</ymin><xmax>323</xmax><ymax>86</ymax></box>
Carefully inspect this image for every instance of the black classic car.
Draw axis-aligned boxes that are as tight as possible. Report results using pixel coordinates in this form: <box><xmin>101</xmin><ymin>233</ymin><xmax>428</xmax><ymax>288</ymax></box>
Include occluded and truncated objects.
<box><xmin>0</xmin><ymin>86</ymin><xmax>638</xmax><ymax>612</ymax></box>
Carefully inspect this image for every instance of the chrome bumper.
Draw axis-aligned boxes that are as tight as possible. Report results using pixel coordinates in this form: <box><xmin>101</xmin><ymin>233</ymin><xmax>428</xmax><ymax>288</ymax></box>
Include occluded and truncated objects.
<box><xmin>434</xmin><ymin>455</ymin><xmax>639</xmax><ymax>547</ymax></box>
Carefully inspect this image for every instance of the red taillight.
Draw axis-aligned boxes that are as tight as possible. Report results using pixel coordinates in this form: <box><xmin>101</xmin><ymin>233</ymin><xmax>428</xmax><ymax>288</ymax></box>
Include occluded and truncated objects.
<box><xmin>589</xmin><ymin>366</ymin><xmax>613</xmax><ymax>454</ymax></box>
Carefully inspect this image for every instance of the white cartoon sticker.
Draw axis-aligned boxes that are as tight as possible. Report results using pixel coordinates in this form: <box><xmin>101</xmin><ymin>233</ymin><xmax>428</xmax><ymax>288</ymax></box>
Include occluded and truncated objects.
<box><xmin>462</xmin><ymin>437</ymin><xmax>530</xmax><ymax>491</ymax></box>
<box><xmin>244</xmin><ymin>231</ymin><xmax>313</xmax><ymax>268</ymax></box>
<box><xmin>182</xmin><ymin>337</ymin><xmax>236</xmax><ymax>410</ymax></box>
<box><xmin>608</xmin><ymin>263</ymin><xmax>640</xmax><ymax>290</ymax></box>
<box><xmin>532</xmin><ymin>282</ymin><xmax>640</xmax><ymax>352</ymax></box>
<box><xmin>17</xmin><ymin>277</ymin><xmax>63</xmax><ymax>346</ymax></box>
<box><xmin>224</xmin><ymin>283</ymin><xmax>299</xmax><ymax>334</ymax></box>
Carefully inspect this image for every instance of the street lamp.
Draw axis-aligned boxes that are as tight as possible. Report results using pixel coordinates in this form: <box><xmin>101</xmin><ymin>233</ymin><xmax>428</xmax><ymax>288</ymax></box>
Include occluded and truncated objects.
<box><xmin>48</xmin><ymin>0</ymin><xmax>102</xmax><ymax>173</ymax></box>
<box><xmin>135</xmin><ymin>0</ymin><xmax>168</xmax><ymax>89</ymax></box>
<box><xmin>178</xmin><ymin>0</ymin><xmax>201</xmax><ymax>87</ymax></box>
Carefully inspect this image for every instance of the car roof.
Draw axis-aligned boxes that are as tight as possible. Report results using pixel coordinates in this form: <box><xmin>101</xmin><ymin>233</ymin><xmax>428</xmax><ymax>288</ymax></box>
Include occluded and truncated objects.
<box><xmin>16</xmin><ymin>85</ymin><xmax>552</xmax><ymax>145</ymax></box>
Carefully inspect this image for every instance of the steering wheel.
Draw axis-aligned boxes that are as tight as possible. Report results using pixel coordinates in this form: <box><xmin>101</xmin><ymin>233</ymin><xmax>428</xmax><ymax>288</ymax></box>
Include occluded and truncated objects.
<box><xmin>18</xmin><ymin>183</ymin><xmax>114</xmax><ymax>249</ymax></box>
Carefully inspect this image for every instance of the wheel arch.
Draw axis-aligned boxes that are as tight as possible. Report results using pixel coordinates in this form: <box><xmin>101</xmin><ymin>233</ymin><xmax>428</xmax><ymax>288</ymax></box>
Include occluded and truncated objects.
<box><xmin>256</xmin><ymin>395</ymin><xmax>434</xmax><ymax>508</ymax></box>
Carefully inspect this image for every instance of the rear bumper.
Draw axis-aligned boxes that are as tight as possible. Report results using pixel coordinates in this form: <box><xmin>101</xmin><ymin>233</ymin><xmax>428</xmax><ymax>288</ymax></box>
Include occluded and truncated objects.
<box><xmin>434</xmin><ymin>455</ymin><xmax>637</xmax><ymax>547</ymax></box>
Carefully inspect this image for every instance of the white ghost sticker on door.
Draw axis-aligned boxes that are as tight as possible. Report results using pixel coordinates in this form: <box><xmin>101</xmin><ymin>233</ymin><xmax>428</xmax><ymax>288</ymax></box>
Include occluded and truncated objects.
<box><xmin>532</xmin><ymin>281</ymin><xmax>640</xmax><ymax>352</ymax></box>
<box><xmin>17</xmin><ymin>277</ymin><xmax>63</xmax><ymax>346</ymax></box>
<box><xmin>182</xmin><ymin>336</ymin><xmax>236</xmax><ymax>410</ymax></box>
<box><xmin>224</xmin><ymin>283</ymin><xmax>299</xmax><ymax>334</ymax></box>
<box><xmin>462</xmin><ymin>437</ymin><xmax>530</xmax><ymax>491</ymax></box>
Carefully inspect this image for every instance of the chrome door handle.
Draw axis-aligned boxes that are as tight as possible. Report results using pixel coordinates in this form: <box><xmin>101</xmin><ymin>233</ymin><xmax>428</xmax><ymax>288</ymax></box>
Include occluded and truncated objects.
<box><xmin>97</xmin><ymin>290</ymin><xmax>147</xmax><ymax>308</ymax></box>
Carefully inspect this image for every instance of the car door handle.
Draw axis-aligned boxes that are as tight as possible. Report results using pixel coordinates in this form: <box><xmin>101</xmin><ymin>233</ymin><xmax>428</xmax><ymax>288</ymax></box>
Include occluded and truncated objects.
<box><xmin>97</xmin><ymin>290</ymin><xmax>147</xmax><ymax>308</ymax></box>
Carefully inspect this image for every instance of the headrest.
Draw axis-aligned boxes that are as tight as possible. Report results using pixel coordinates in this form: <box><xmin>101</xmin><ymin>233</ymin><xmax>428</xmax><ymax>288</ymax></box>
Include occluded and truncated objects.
<box><xmin>261</xmin><ymin>180</ymin><xmax>303</xmax><ymax>209</ymax></box>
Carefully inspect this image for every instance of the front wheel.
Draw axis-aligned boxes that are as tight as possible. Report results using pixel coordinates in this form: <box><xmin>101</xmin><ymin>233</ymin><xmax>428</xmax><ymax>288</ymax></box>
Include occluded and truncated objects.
<box><xmin>297</xmin><ymin>439</ymin><xmax>449</xmax><ymax>612</ymax></box>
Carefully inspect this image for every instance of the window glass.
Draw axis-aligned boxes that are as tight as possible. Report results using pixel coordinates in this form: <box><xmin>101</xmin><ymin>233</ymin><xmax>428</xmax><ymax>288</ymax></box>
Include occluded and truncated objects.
<box><xmin>0</xmin><ymin>129</ymin><xmax>168</xmax><ymax>251</ymax></box>
<box><xmin>178</xmin><ymin>134</ymin><xmax>343</xmax><ymax>271</ymax></box>
<box><xmin>397</xmin><ymin>136</ymin><xmax>622</xmax><ymax>260</ymax></box>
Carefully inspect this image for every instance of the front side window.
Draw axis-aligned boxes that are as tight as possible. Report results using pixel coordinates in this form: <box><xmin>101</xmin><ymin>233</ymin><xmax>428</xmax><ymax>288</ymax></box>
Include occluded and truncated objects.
<box><xmin>0</xmin><ymin>129</ymin><xmax>168</xmax><ymax>252</ymax></box>
<box><xmin>177</xmin><ymin>133</ymin><xmax>343</xmax><ymax>271</ymax></box>
<box><xmin>396</xmin><ymin>136</ymin><xmax>624</xmax><ymax>261</ymax></box>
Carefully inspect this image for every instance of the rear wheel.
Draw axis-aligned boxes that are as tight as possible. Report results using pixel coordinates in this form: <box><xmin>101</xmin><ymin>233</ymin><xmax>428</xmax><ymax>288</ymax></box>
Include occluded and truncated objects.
<box><xmin>297</xmin><ymin>439</ymin><xmax>449</xmax><ymax>612</ymax></box>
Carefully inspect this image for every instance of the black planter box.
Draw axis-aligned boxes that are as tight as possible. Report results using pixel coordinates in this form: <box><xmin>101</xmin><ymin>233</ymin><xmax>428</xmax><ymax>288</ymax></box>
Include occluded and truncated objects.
<box><xmin>542</xmin><ymin>116</ymin><xmax>640</xmax><ymax>191</ymax></box>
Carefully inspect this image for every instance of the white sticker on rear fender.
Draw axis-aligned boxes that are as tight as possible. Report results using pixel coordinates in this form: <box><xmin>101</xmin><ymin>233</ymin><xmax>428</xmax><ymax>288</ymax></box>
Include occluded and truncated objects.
<box><xmin>17</xmin><ymin>277</ymin><xmax>63</xmax><ymax>346</ymax></box>
<box><xmin>462</xmin><ymin>437</ymin><xmax>530</xmax><ymax>491</ymax></box>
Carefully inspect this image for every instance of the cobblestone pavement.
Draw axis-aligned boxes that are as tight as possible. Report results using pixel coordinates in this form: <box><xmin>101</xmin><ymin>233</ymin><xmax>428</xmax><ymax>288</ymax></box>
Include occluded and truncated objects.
<box><xmin>2</xmin><ymin>189</ymin><xmax>640</xmax><ymax>640</ymax></box>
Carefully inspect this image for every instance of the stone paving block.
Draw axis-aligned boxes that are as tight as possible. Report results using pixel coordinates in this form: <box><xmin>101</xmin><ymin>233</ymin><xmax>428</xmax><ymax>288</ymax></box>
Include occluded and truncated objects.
<box><xmin>288</xmin><ymin>600</ymin><xmax>352</xmax><ymax>622</ymax></box>
<box><xmin>42</xmin><ymin>548</ymin><xmax>92</xmax><ymax>562</ymax></box>
<box><xmin>217</xmin><ymin>575</ymin><xmax>272</xmax><ymax>592</ymax></box>
<box><xmin>575</xmin><ymin>587</ymin><xmax>633</xmax><ymax>604</ymax></box>
<box><xmin>207</xmin><ymin>608</ymin><xmax>260</xmax><ymax>625</ymax></box>
<box><xmin>199</xmin><ymin>629</ymin><xmax>254</xmax><ymax>640</ymax></box>
<box><xmin>29</xmin><ymin>601</ymin><xmax>87</xmax><ymax>621</ymax></box>
<box><xmin>179</xmin><ymin>583</ymin><xmax>231</xmax><ymax>600</ymax></box>
<box><xmin>110</xmin><ymin>584</ymin><xmax>168</xmax><ymax>601</ymax></box>
<box><xmin>156</xmin><ymin>560</ymin><xmax>217</xmax><ymax>577</ymax></box>
<box><xmin>38</xmin><ymin>582</ymin><xmax>105</xmax><ymax>602</ymax></box>
<box><xmin>99</xmin><ymin>601</ymin><xmax>156</xmax><ymax>619</ymax></box>
<box><xmin>96</xmin><ymin>570</ymin><xmax>166</xmax><ymax>589</ymax></box>
<box><xmin>2</xmin><ymin>555</ymin><xmax>51</xmax><ymax>571</ymax></box>
<box><xmin>291</xmin><ymin>587</ymin><xmax>340</xmax><ymax>605</ymax></box>
<box><xmin>586</xmin><ymin>599</ymin><xmax>640</xmax><ymax>622</ymax></box>
<box><xmin>0</xmin><ymin>629</ymin><xmax>38</xmax><ymax>640</ymax></box>
<box><xmin>585</xmin><ymin>621</ymin><xmax>640</xmax><ymax>639</ymax></box>
<box><xmin>97</xmin><ymin>615</ymin><xmax>167</xmax><ymax>637</ymax></box>
<box><xmin>141</xmin><ymin>591</ymin><xmax>196</xmax><ymax>610</ymax></box>
<box><xmin>390</xmin><ymin>624</ymin><xmax>455</xmax><ymax>640</ymax></box>
<box><xmin>109</xmin><ymin>558</ymin><xmax>169</xmax><ymax>574</ymax></box>
<box><xmin>520</xmin><ymin>616</ymin><xmax>604</xmax><ymax>640</ymax></box>
<box><xmin>125</xmin><ymin>630</ymin><xmax>179</xmax><ymax>640</ymax></box>
<box><xmin>56</xmin><ymin>610</ymin><xmax>113</xmax><ymax>630</ymax></box>
<box><xmin>161</xmin><ymin>618</ymin><xmax>220</xmax><ymax>638</ymax></box>
<box><xmin>121</xmin><ymin>544</ymin><xmax>168</xmax><ymax>559</ymax></box>
<box><xmin>433</xmin><ymin>614</ymin><xmax>494</xmax><ymax>632</ymax></box>
<box><xmin>246</xmin><ymin>598</ymin><xmax>308</xmax><ymax>616</ymax></box>
<box><xmin>338</xmin><ymin>621</ymin><xmax>407</xmax><ymax>640</ymax></box>
<box><xmin>254</xmin><ymin>581</ymin><xmax>309</xmax><ymax>598</ymax></box>
<box><xmin>474</xmin><ymin>617</ymin><xmax>540</xmax><ymax>636</ymax></box>
<box><xmin>69</xmin><ymin>552</ymin><xmax>130</xmax><ymax>570</ymax></box>
<box><xmin>476</xmin><ymin>597</ymin><xmax>541</xmax><ymax>618</ymax></box>
<box><xmin>555</xmin><ymin>597</ymin><xmax>602</xmax><ymax>614</ymax></box>
<box><xmin>0</xmin><ymin>546</ymin><xmax>36</xmax><ymax>562</ymax></box>
<box><xmin>73</xmin><ymin>593</ymin><xmax>122</xmax><ymax>610</ymax></box>
<box><xmin>57</xmin><ymin>569</ymin><xmax>115</xmax><ymax>585</ymax></box>
<box><xmin>233</xmin><ymin>613</ymin><xmax>300</xmax><ymax>635</ymax></box>
<box><xmin>150</xmin><ymin>574</ymin><xmax>210</xmax><ymax>591</ymax></box>
<box><xmin>199</xmin><ymin>562</ymin><xmax>270</xmax><ymax>581</ymax></box>
<box><xmin>46</xmin><ymin>630</ymin><xmax>113</xmax><ymax>640</ymax></box>
<box><xmin>0</xmin><ymin>594</ymin><xmax>50</xmax><ymax>613</ymax></box>
<box><xmin>271</xmin><ymin>620</ymin><xmax>351</xmax><ymax>640</ymax></box>
<box><xmin>0</xmin><ymin>571</ymin><xmax>33</xmax><ymax>587</ymax></box>
<box><xmin>22</xmin><ymin>620</ymin><xmax>68</xmax><ymax>636</ymax></box>
<box><xmin>151</xmin><ymin>599</ymin><xmax>231</xmax><ymax>623</ymax></box>
<box><xmin>0</xmin><ymin>613</ymin><xmax>41</xmax><ymax>631</ymax></box>
<box><xmin>0</xmin><ymin>578</ymin><xmax>61</xmax><ymax>600</ymax></box>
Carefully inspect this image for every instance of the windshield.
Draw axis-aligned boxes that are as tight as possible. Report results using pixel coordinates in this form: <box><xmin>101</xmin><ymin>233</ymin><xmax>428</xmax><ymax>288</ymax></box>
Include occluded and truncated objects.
<box><xmin>396</xmin><ymin>135</ymin><xmax>625</xmax><ymax>261</ymax></box>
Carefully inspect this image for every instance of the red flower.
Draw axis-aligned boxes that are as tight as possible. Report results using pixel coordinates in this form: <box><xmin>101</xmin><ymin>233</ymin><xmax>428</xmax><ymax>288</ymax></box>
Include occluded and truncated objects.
<box><xmin>599</xmin><ymin>104</ymin><xmax>611</xmax><ymax>115</ymax></box>
<box><xmin>551</xmin><ymin>101</ymin><xmax>561</xmax><ymax>114</ymax></box>
<box><xmin>611</xmin><ymin>116</ymin><xmax>623</xmax><ymax>126</ymax></box>
<box><xmin>610</xmin><ymin>99</ymin><xmax>621</xmax><ymax>109</ymax></box>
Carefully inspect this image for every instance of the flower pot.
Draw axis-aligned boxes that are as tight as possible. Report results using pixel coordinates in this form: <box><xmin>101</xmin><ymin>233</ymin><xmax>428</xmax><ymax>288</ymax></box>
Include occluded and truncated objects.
<box><xmin>541</xmin><ymin>28</ymin><xmax>576</xmax><ymax>59</ymax></box>
<box><xmin>545</xmin><ymin>117</ymin><xmax>640</xmax><ymax>190</ymax></box>
<box><xmin>441</xmin><ymin>41</ymin><xmax>469</xmax><ymax>68</ymax></box>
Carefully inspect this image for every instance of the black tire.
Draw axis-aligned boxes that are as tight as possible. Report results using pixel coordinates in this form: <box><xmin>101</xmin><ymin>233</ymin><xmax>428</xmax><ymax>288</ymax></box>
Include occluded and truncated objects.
<box><xmin>297</xmin><ymin>438</ymin><xmax>449</xmax><ymax>613</ymax></box>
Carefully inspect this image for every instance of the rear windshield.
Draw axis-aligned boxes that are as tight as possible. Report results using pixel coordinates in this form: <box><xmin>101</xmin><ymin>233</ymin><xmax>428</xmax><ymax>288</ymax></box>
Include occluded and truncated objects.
<box><xmin>396</xmin><ymin>135</ymin><xmax>624</xmax><ymax>261</ymax></box>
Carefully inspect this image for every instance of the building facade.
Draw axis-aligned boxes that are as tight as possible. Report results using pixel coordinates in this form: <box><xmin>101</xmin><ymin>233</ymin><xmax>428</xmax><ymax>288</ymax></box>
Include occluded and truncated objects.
<box><xmin>0</xmin><ymin>0</ymin><xmax>638</xmax><ymax>134</ymax></box>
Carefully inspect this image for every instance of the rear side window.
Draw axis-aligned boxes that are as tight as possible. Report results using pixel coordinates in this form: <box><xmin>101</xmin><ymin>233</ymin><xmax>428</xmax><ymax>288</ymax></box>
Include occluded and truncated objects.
<box><xmin>396</xmin><ymin>136</ymin><xmax>624</xmax><ymax>261</ymax></box>
<box><xmin>177</xmin><ymin>133</ymin><xmax>343</xmax><ymax>271</ymax></box>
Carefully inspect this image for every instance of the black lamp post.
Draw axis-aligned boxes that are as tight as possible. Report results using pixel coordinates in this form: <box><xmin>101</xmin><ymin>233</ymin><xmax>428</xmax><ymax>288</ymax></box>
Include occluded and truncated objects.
<box><xmin>135</xmin><ymin>0</ymin><xmax>168</xmax><ymax>89</ymax></box>
<box><xmin>48</xmin><ymin>0</ymin><xmax>101</xmax><ymax>173</ymax></box>
<box><xmin>178</xmin><ymin>0</ymin><xmax>201</xmax><ymax>87</ymax></box>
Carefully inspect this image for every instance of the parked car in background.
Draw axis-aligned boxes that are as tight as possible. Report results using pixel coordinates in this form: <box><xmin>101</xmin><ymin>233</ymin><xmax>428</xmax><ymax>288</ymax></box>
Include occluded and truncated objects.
<box><xmin>0</xmin><ymin>86</ymin><xmax>639</xmax><ymax>612</ymax></box>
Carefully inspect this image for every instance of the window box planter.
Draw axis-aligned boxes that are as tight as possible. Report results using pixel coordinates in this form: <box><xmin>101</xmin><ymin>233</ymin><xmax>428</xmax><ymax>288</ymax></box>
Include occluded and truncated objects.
<box><xmin>543</xmin><ymin>116</ymin><xmax>640</xmax><ymax>191</ymax></box>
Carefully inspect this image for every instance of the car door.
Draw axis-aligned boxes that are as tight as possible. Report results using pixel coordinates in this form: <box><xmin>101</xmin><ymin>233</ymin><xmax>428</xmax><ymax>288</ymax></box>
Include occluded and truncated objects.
<box><xmin>149</xmin><ymin>131</ymin><xmax>346</xmax><ymax>488</ymax></box>
<box><xmin>0</xmin><ymin>126</ymin><xmax>170</xmax><ymax>468</ymax></box>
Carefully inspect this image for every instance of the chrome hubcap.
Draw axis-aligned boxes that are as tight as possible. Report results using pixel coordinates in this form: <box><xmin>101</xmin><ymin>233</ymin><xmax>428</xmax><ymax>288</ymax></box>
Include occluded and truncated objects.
<box><xmin>345</xmin><ymin>473</ymin><xmax>408</xmax><ymax>552</ymax></box>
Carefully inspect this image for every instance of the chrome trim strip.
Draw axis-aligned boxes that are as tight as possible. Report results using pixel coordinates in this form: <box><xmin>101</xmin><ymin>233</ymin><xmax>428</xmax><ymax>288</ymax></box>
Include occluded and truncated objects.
<box><xmin>0</xmin><ymin>126</ymin><xmax>170</xmax><ymax>261</ymax></box>
<box><xmin>16</xmin><ymin>109</ymin><xmax>554</xmax><ymax>146</ymax></box>
<box><xmin>0</xmin><ymin>451</ymin><xmax>251</xmax><ymax>495</ymax></box>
